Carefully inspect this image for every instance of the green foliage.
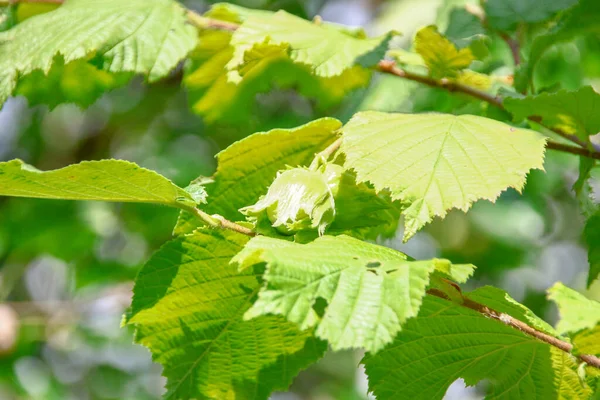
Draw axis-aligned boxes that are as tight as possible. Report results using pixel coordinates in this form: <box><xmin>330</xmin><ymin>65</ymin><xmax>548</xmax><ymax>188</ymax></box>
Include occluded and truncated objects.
<box><xmin>585</xmin><ymin>213</ymin><xmax>600</xmax><ymax>286</ymax></box>
<box><xmin>414</xmin><ymin>25</ymin><xmax>474</xmax><ymax>79</ymax></box>
<box><xmin>0</xmin><ymin>0</ymin><xmax>196</xmax><ymax>107</ymax></box>
<box><xmin>174</xmin><ymin>118</ymin><xmax>340</xmax><ymax>234</ymax></box>
<box><xmin>363</xmin><ymin>293</ymin><xmax>592</xmax><ymax>400</ymax></box>
<box><xmin>228</xmin><ymin>10</ymin><xmax>396</xmax><ymax>78</ymax></box>
<box><xmin>184</xmin><ymin>5</ymin><xmax>369</xmax><ymax>125</ymax></box>
<box><xmin>484</xmin><ymin>0</ymin><xmax>578</xmax><ymax>32</ymax></box>
<box><xmin>548</xmin><ymin>283</ymin><xmax>600</xmax><ymax>357</ymax></box>
<box><xmin>127</xmin><ymin>229</ymin><xmax>325</xmax><ymax>399</ymax></box>
<box><xmin>233</xmin><ymin>234</ymin><xmax>474</xmax><ymax>352</ymax></box>
<box><xmin>0</xmin><ymin>159</ymin><xmax>195</xmax><ymax>208</ymax></box>
<box><xmin>340</xmin><ymin>111</ymin><xmax>547</xmax><ymax>240</ymax></box>
<box><xmin>2</xmin><ymin>1</ymin><xmax>600</xmax><ymax>399</ymax></box>
<box><xmin>504</xmin><ymin>87</ymin><xmax>600</xmax><ymax>143</ymax></box>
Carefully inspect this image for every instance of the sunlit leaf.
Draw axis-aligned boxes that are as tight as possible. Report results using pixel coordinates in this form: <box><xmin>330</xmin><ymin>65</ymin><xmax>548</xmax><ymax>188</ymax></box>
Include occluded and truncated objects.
<box><xmin>127</xmin><ymin>229</ymin><xmax>325</xmax><ymax>399</ymax></box>
<box><xmin>414</xmin><ymin>25</ymin><xmax>475</xmax><ymax>79</ymax></box>
<box><xmin>0</xmin><ymin>0</ymin><xmax>197</xmax><ymax>108</ymax></box>
<box><xmin>340</xmin><ymin>111</ymin><xmax>547</xmax><ymax>240</ymax></box>
<box><xmin>0</xmin><ymin>159</ymin><xmax>194</xmax><ymax>208</ymax></box>
<box><xmin>232</xmin><ymin>234</ymin><xmax>474</xmax><ymax>352</ymax></box>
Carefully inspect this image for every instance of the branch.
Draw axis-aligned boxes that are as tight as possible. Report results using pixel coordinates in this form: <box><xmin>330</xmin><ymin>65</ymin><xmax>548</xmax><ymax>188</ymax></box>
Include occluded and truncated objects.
<box><xmin>546</xmin><ymin>141</ymin><xmax>600</xmax><ymax>160</ymax></box>
<box><xmin>427</xmin><ymin>289</ymin><xmax>600</xmax><ymax>369</ymax></box>
<box><xmin>377</xmin><ymin>60</ymin><xmax>504</xmax><ymax>108</ymax></box>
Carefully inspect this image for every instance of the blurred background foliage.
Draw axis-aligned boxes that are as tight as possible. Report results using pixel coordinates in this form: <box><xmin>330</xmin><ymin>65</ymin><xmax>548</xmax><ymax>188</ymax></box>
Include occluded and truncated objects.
<box><xmin>0</xmin><ymin>0</ymin><xmax>599</xmax><ymax>399</ymax></box>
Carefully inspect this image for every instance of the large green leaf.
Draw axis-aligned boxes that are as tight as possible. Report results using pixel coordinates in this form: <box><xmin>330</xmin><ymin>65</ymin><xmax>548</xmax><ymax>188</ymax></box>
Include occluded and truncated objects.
<box><xmin>585</xmin><ymin>213</ymin><xmax>600</xmax><ymax>286</ymax></box>
<box><xmin>174</xmin><ymin>118</ymin><xmax>340</xmax><ymax>234</ymax></box>
<box><xmin>363</xmin><ymin>293</ymin><xmax>592</xmax><ymax>400</ymax></box>
<box><xmin>340</xmin><ymin>112</ymin><xmax>547</xmax><ymax>240</ymax></box>
<box><xmin>127</xmin><ymin>229</ymin><xmax>326</xmax><ymax>399</ymax></box>
<box><xmin>414</xmin><ymin>25</ymin><xmax>474</xmax><ymax>79</ymax></box>
<box><xmin>484</xmin><ymin>0</ymin><xmax>578</xmax><ymax>31</ymax></box>
<box><xmin>232</xmin><ymin>234</ymin><xmax>474</xmax><ymax>352</ymax></box>
<box><xmin>504</xmin><ymin>87</ymin><xmax>600</xmax><ymax>143</ymax></box>
<box><xmin>548</xmin><ymin>283</ymin><xmax>600</xmax><ymax>357</ymax></box>
<box><xmin>0</xmin><ymin>0</ymin><xmax>197</xmax><ymax>107</ymax></box>
<box><xmin>228</xmin><ymin>10</ymin><xmax>395</xmax><ymax>78</ymax></box>
<box><xmin>0</xmin><ymin>159</ymin><xmax>196</xmax><ymax>208</ymax></box>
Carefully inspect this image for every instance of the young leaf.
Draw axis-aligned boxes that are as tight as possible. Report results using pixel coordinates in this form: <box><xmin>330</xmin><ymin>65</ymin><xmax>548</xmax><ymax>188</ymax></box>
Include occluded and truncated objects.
<box><xmin>242</xmin><ymin>167</ymin><xmax>336</xmax><ymax>236</ymax></box>
<box><xmin>127</xmin><ymin>229</ymin><xmax>326</xmax><ymax>400</ymax></box>
<box><xmin>232</xmin><ymin>234</ymin><xmax>474</xmax><ymax>352</ymax></box>
<box><xmin>0</xmin><ymin>0</ymin><xmax>197</xmax><ymax>108</ymax></box>
<box><xmin>414</xmin><ymin>25</ymin><xmax>475</xmax><ymax>79</ymax></box>
<box><xmin>0</xmin><ymin>159</ymin><xmax>195</xmax><ymax>208</ymax></box>
<box><xmin>228</xmin><ymin>10</ymin><xmax>396</xmax><ymax>78</ymax></box>
<box><xmin>174</xmin><ymin>118</ymin><xmax>340</xmax><ymax>234</ymax></box>
<box><xmin>548</xmin><ymin>283</ymin><xmax>600</xmax><ymax>332</ymax></box>
<box><xmin>504</xmin><ymin>87</ymin><xmax>600</xmax><ymax>143</ymax></box>
<box><xmin>363</xmin><ymin>293</ymin><xmax>592</xmax><ymax>400</ymax></box>
<box><xmin>585</xmin><ymin>213</ymin><xmax>600</xmax><ymax>286</ymax></box>
<box><xmin>340</xmin><ymin>112</ymin><xmax>547</xmax><ymax>240</ymax></box>
<box><xmin>484</xmin><ymin>0</ymin><xmax>578</xmax><ymax>32</ymax></box>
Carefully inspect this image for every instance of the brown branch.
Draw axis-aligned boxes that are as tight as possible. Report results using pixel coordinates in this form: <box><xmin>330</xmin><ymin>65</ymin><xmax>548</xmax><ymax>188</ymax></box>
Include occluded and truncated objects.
<box><xmin>427</xmin><ymin>289</ymin><xmax>600</xmax><ymax>369</ymax></box>
<box><xmin>499</xmin><ymin>33</ymin><xmax>520</xmax><ymax>67</ymax></box>
<box><xmin>546</xmin><ymin>141</ymin><xmax>600</xmax><ymax>160</ymax></box>
<box><xmin>377</xmin><ymin>60</ymin><xmax>504</xmax><ymax>108</ymax></box>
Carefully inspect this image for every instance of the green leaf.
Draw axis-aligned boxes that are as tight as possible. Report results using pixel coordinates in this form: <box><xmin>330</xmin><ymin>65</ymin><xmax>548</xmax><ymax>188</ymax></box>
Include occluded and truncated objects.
<box><xmin>127</xmin><ymin>229</ymin><xmax>326</xmax><ymax>400</ymax></box>
<box><xmin>484</xmin><ymin>0</ymin><xmax>578</xmax><ymax>32</ymax></box>
<box><xmin>504</xmin><ymin>87</ymin><xmax>600</xmax><ymax>143</ymax></box>
<box><xmin>232</xmin><ymin>234</ymin><xmax>474</xmax><ymax>352</ymax></box>
<box><xmin>414</xmin><ymin>25</ymin><xmax>475</xmax><ymax>79</ymax></box>
<box><xmin>548</xmin><ymin>283</ymin><xmax>600</xmax><ymax>335</ymax></box>
<box><xmin>326</xmin><ymin>168</ymin><xmax>401</xmax><ymax>240</ymax></box>
<box><xmin>526</xmin><ymin>0</ymin><xmax>600</xmax><ymax>82</ymax></box>
<box><xmin>585</xmin><ymin>213</ymin><xmax>600</xmax><ymax>286</ymax></box>
<box><xmin>14</xmin><ymin>56</ymin><xmax>131</xmax><ymax>109</ymax></box>
<box><xmin>363</xmin><ymin>293</ymin><xmax>592</xmax><ymax>400</ymax></box>
<box><xmin>0</xmin><ymin>159</ymin><xmax>194</xmax><ymax>208</ymax></box>
<box><xmin>467</xmin><ymin>286</ymin><xmax>557</xmax><ymax>336</ymax></box>
<box><xmin>0</xmin><ymin>0</ymin><xmax>197</xmax><ymax>108</ymax></box>
<box><xmin>228</xmin><ymin>10</ymin><xmax>396</xmax><ymax>78</ymax></box>
<box><xmin>340</xmin><ymin>111</ymin><xmax>547</xmax><ymax>240</ymax></box>
<box><xmin>574</xmin><ymin>157</ymin><xmax>597</xmax><ymax>219</ymax></box>
<box><xmin>174</xmin><ymin>118</ymin><xmax>340</xmax><ymax>234</ymax></box>
<box><xmin>548</xmin><ymin>283</ymin><xmax>600</xmax><ymax>357</ymax></box>
<box><xmin>444</xmin><ymin>8</ymin><xmax>486</xmax><ymax>51</ymax></box>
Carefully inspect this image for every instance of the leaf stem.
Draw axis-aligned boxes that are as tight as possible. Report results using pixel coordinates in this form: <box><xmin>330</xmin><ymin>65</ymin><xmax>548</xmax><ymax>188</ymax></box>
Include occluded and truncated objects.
<box><xmin>182</xmin><ymin>205</ymin><xmax>256</xmax><ymax>237</ymax></box>
<box><xmin>309</xmin><ymin>137</ymin><xmax>342</xmax><ymax>169</ymax></box>
<box><xmin>186</xmin><ymin>10</ymin><xmax>239</xmax><ymax>31</ymax></box>
<box><xmin>428</xmin><ymin>289</ymin><xmax>600</xmax><ymax>369</ymax></box>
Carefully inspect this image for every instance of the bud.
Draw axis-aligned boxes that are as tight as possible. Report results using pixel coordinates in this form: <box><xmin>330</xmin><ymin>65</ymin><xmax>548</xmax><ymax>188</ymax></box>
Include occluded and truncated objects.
<box><xmin>242</xmin><ymin>166</ymin><xmax>343</xmax><ymax>235</ymax></box>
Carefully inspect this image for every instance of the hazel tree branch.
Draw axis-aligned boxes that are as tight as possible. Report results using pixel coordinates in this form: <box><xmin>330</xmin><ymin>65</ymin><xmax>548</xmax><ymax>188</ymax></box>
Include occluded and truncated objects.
<box><xmin>427</xmin><ymin>289</ymin><xmax>600</xmax><ymax>369</ymax></box>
